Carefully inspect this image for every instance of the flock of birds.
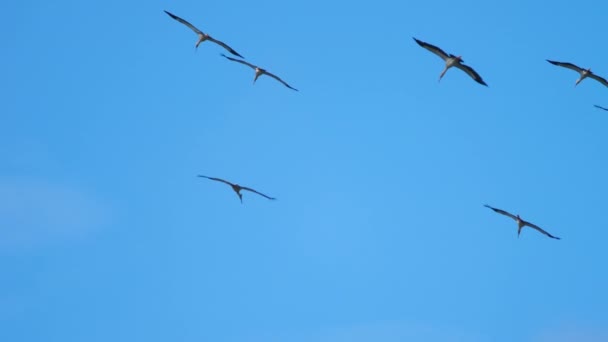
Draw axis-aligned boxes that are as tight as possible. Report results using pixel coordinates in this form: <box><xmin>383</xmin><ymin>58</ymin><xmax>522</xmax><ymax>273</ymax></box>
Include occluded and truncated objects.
<box><xmin>164</xmin><ymin>9</ymin><xmax>608</xmax><ymax>241</ymax></box>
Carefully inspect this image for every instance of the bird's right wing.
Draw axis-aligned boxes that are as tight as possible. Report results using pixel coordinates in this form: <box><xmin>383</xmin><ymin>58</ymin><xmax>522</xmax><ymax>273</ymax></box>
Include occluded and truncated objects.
<box><xmin>594</xmin><ymin>104</ymin><xmax>608</xmax><ymax>111</ymax></box>
<box><xmin>524</xmin><ymin>221</ymin><xmax>561</xmax><ymax>240</ymax></box>
<box><xmin>413</xmin><ymin>37</ymin><xmax>450</xmax><ymax>61</ymax></box>
<box><xmin>484</xmin><ymin>204</ymin><xmax>518</xmax><ymax>220</ymax></box>
<box><xmin>207</xmin><ymin>36</ymin><xmax>244</xmax><ymax>58</ymax></box>
<box><xmin>546</xmin><ymin>60</ymin><xmax>583</xmax><ymax>73</ymax></box>
<box><xmin>164</xmin><ymin>10</ymin><xmax>203</xmax><ymax>35</ymax></box>
<box><xmin>197</xmin><ymin>175</ymin><xmax>234</xmax><ymax>187</ymax></box>
<box><xmin>455</xmin><ymin>63</ymin><xmax>488</xmax><ymax>86</ymax></box>
<box><xmin>264</xmin><ymin>71</ymin><xmax>299</xmax><ymax>91</ymax></box>
<box><xmin>220</xmin><ymin>54</ymin><xmax>257</xmax><ymax>70</ymax></box>
<box><xmin>589</xmin><ymin>73</ymin><xmax>608</xmax><ymax>87</ymax></box>
<box><xmin>240</xmin><ymin>186</ymin><xmax>276</xmax><ymax>200</ymax></box>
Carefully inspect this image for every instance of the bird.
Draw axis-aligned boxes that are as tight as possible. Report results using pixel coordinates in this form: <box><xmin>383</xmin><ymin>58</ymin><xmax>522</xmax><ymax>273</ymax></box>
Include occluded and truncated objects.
<box><xmin>546</xmin><ymin>60</ymin><xmax>608</xmax><ymax>87</ymax></box>
<box><xmin>413</xmin><ymin>37</ymin><xmax>488</xmax><ymax>86</ymax></box>
<box><xmin>483</xmin><ymin>205</ymin><xmax>560</xmax><ymax>240</ymax></box>
<box><xmin>198</xmin><ymin>175</ymin><xmax>276</xmax><ymax>203</ymax></box>
<box><xmin>164</xmin><ymin>10</ymin><xmax>244</xmax><ymax>58</ymax></box>
<box><xmin>594</xmin><ymin>104</ymin><xmax>608</xmax><ymax>111</ymax></box>
<box><xmin>220</xmin><ymin>54</ymin><xmax>298</xmax><ymax>91</ymax></box>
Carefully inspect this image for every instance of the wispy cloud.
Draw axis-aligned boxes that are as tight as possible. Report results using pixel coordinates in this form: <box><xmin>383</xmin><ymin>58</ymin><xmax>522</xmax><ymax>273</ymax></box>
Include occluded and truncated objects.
<box><xmin>0</xmin><ymin>178</ymin><xmax>108</xmax><ymax>250</ymax></box>
<box><xmin>305</xmin><ymin>320</ymin><xmax>486</xmax><ymax>342</ymax></box>
<box><xmin>533</xmin><ymin>323</ymin><xmax>608</xmax><ymax>342</ymax></box>
<box><xmin>237</xmin><ymin>319</ymin><xmax>487</xmax><ymax>342</ymax></box>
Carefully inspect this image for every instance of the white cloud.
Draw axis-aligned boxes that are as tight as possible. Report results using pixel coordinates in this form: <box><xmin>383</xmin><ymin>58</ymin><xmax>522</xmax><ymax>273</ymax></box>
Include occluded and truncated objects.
<box><xmin>0</xmin><ymin>178</ymin><xmax>108</xmax><ymax>250</ymax></box>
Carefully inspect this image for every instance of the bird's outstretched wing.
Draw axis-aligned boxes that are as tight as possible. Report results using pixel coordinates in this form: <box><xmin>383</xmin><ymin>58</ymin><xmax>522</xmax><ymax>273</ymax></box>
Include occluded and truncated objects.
<box><xmin>413</xmin><ymin>37</ymin><xmax>450</xmax><ymax>61</ymax></box>
<box><xmin>164</xmin><ymin>10</ymin><xmax>203</xmax><ymax>35</ymax></box>
<box><xmin>240</xmin><ymin>186</ymin><xmax>276</xmax><ymax>200</ymax></box>
<box><xmin>546</xmin><ymin>60</ymin><xmax>584</xmax><ymax>73</ymax></box>
<box><xmin>524</xmin><ymin>221</ymin><xmax>561</xmax><ymax>240</ymax></box>
<box><xmin>594</xmin><ymin>104</ymin><xmax>608</xmax><ymax>111</ymax></box>
<box><xmin>220</xmin><ymin>54</ymin><xmax>258</xmax><ymax>69</ymax></box>
<box><xmin>484</xmin><ymin>204</ymin><xmax>517</xmax><ymax>220</ymax></box>
<box><xmin>207</xmin><ymin>36</ymin><xmax>244</xmax><ymax>58</ymax></box>
<box><xmin>588</xmin><ymin>73</ymin><xmax>608</xmax><ymax>87</ymax></box>
<box><xmin>197</xmin><ymin>175</ymin><xmax>235</xmax><ymax>187</ymax></box>
<box><xmin>455</xmin><ymin>63</ymin><xmax>488</xmax><ymax>86</ymax></box>
<box><xmin>264</xmin><ymin>71</ymin><xmax>298</xmax><ymax>91</ymax></box>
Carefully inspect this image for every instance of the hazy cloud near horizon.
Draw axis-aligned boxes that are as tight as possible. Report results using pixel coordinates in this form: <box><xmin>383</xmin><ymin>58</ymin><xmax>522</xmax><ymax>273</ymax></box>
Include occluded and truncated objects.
<box><xmin>0</xmin><ymin>178</ymin><xmax>108</xmax><ymax>250</ymax></box>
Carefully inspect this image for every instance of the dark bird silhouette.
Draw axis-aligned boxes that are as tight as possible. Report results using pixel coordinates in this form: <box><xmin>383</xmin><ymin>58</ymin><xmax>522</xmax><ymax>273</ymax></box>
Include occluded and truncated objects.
<box><xmin>198</xmin><ymin>175</ymin><xmax>276</xmax><ymax>203</ymax></box>
<box><xmin>164</xmin><ymin>10</ymin><xmax>244</xmax><ymax>58</ymax></box>
<box><xmin>594</xmin><ymin>104</ymin><xmax>608</xmax><ymax>111</ymax></box>
<box><xmin>413</xmin><ymin>37</ymin><xmax>488</xmax><ymax>86</ymax></box>
<box><xmin>546</xmin><ymin>60</ymin><xmax>608</xmax><ymax>87</ymax></box>
<box><xmin>220</xmin><ymin>54</ymin><xmax>298</xmax><ymax>91</ymax></box>
<box><xmin>484</xmin><ymin>205</ymin><xmax>560</xmax><ymax>240</ymax></box>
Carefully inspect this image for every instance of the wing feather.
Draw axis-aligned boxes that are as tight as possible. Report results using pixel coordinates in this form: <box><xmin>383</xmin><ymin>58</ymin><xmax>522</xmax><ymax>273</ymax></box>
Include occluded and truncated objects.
<box><xmin>197</xmin><ymin>175</ymin><xmax>234</xmax><ymax>187</ymax></box>
<box><xmin>594</xmin><ymin>104</ymin><xmax>608</xmax><ymax>111</ymax></box>
<box><xmin>207</xmin><ymin>36</ymin><xmax>244</xmax><ymax>58</ymax></box>
<box><xmin>524</xmin><ymin>221</ymin><xmax>561</xmax><ymax>240</ymax></box>
<box><xmin>589</xmin><ymin>73</ymin><xmax>608</xmax><ymax>87</ymax></box>
<box><xmin>484</xmin><ymin>204</ymin><xmax>517</xmax><ymax>220</ymax></box>
<box><xmin>413</xmin><ymin>37</ymin><xmax>450</xmax><ymax>61</ymax></box>
<box><xmin>240</xmin><ymin>186</ymin><xmax>276</xmax><ymax>200</ymax></box>
<box><xmin>546</xmin><ymin>60</ymin><xmax>584</xmax><ymax>73</ymax></box>
<box><xmin>264</xmin><ymin>71</ymin><xmax>298</xmax><ymax>91</ymax></box>
<box><xmin>220</xmin><ymin>54</ymin><xmax>258</xmax><ymax>69</ymax></box>
<box><xmin>164</xmin><ymin>10</ymin><xmax>203</xmax><ymax>35</ymax></box>
<box><xmin>455</xmin><ymin>63</ymin><xmax>488</xmax><ymax>86</ymax></box>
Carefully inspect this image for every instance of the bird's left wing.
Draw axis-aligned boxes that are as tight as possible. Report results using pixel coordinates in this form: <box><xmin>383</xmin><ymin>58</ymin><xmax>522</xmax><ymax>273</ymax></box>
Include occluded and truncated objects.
<box><xmin>546</xmin><ymin>60</ymin><xmax>583</xmax><ymax>73</ymax></box>
<box><xmin>197</xmin><ymin>175</ymin><xmax>234</xmax><ymax>187</ymax></box>
<box><xmin>484</xmin><ymin>204</ymin><xmax>517</xmax><ymax>220</ymax></box>
<box><xmin>164</xmin><ymin>10</ymin><xmax>203</xmax><ymax>35</ymax></box>
<box><xmin>220</xmin><ymin>54</ymin><xmax>257</xmax><ymax>70</ymax></box>
<box><xmin>413</xmin><ymin>37</ymin><xmax>450</xmax><ymax>61</ymax></box>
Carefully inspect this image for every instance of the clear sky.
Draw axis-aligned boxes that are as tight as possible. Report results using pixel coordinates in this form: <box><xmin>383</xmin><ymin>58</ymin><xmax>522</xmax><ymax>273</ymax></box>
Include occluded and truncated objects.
<box><xmin>3</xmin><ymin>0</ymin><xmax>608</xmax><ymax>341</ymax></box>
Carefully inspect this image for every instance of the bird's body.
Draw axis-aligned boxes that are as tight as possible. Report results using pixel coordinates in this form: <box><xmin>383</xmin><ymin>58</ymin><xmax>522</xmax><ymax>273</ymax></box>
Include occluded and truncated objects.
<box><xmin>164</xmin><ymin>10</ymin><xmax>244</xmax><ymax>58</ymax></box>
<box><xmin>220</xmin><ymin>54</ymin><xmax>298</xmax><ymax>91</ymax></box>
<box><xmin>413</xmin><ymin>37</ymin><xmax>488</xmax><ymax>86</ymax></box>
<box><xmin>198</xmin><ymin>175</ymin><xmax>276</xmax><ymax>203</ymax></box>
<box><xmin>484</xmin><ymin>204</ymin><xmax>560</xmax><ymax>240</ymax></box>
<box><xmin>546</xmin><ymin>60</ymin><xmax>608</xmax><ymax>87</ymax></box>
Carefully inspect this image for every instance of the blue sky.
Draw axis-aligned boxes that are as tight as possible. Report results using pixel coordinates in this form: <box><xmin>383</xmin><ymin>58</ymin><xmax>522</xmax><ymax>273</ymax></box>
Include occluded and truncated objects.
<box><xmin>2</xmin><ymin>0</ymin><xmax>608</xmax><ymax>341</ymax></box>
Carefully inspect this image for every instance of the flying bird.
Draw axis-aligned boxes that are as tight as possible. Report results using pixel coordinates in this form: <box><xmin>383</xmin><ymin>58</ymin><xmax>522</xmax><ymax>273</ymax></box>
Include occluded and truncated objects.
<box><xmin>220</xmin><ymin>54</ymin><xmax>298</xmax><ymax>91</ymax></box>
<box><xmin>164</xmin><ymin>10</ymin><xmax>244</xmax><ymax>58</ymax></box>
<box><xmin>546</xmin><ymin>60</ymin><xmax>608</xmax><ymax>87</ymax></box>
<box><xmin>198</xmin><ymin>175</ymin><xmax>276</xmax><ymax>203</ymax></box>
<box><xmin>413</xmin><ymin>37</ymin><xmax>488</xmax><ymax>86</ymax></box>
<box><xmin>594</xmin><ymin>104</ymin><xmax>608</xmax><ymax>111</ymax></box>
<box><xmin>483</xmin><ymin>205</ymin><xmax>560</xmax><ymax>240</ymax></box>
